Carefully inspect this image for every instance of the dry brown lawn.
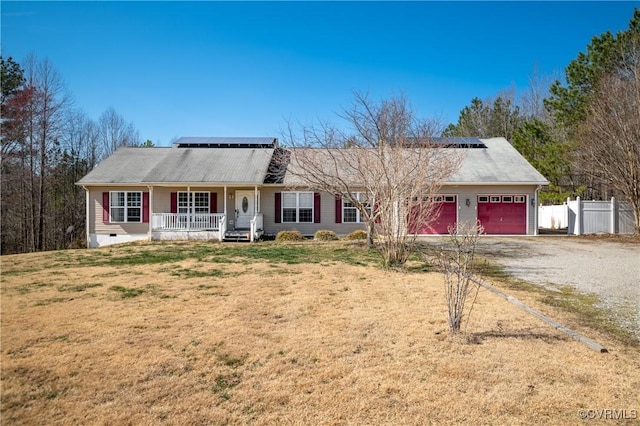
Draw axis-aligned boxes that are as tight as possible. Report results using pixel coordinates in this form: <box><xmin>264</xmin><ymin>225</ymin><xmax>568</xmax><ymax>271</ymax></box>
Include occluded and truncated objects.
<box><xmin>1</xmin><ymin>241</ymin><xmax>639</xmax><ymax>425</ymax></box>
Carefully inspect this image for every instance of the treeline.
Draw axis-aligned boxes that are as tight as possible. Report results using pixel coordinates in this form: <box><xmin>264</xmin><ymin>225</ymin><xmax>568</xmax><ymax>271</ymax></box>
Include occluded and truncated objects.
<box><xmin>1</xmin><ymin>53</ymin><xmax>144</xmax><ymax>254</ymax></box>
<box><xmin>444</xmin><ymin>8</ymin><xmax>639</xmax><ymax>232</ymax></box>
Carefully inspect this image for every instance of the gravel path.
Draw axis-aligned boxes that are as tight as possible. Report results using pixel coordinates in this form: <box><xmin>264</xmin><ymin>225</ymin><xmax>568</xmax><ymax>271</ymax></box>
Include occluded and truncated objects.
<box><xmin>475</xmin><ymin>236</ymin><xmax>640</xmax><ymax>339</ymax></box>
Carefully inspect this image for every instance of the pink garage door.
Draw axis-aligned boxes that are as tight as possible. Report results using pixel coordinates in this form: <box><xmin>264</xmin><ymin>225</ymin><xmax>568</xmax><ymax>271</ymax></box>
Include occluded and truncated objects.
<box><xmin>477</xmin><ymin>195</ymin><xmax>527</xmax><ymax>234</ymax></box>
<box><xmin>410</xmin><ymin>195</ymin><xmax>458</xmax><ymax>234</ymax></box>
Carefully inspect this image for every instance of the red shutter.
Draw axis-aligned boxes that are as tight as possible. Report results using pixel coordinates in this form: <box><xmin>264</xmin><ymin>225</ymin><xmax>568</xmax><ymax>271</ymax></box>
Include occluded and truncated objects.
<box><xmin>335</xmin><ymin>196</ymin><xmax>342</xmax><ymax>223</ymax></box>
<box><xmin>275</xmin><ymin>192</ymin><xmax>281</xmax><ymax>223</ymax></box>
<box><xmin>314</xmin><ymin>193</ymin><xmax>321</xmax><ymax>223</ymax></box>
<box><xmin>170</xmin><ymin>192</ymin><xmax>177</xmax><ymax>214</ymax></box>
<box><xmin>103</xmin><ymin>192</ymin><xmax>110</xmax><ymax>223</ymax></box>
<box><xmin>142</xmin><ymin>192</ymin><xmax>149</xmax><ymax>223</ymax></box>
<box><xmin>210</xmin><ymin>192</ymin><xmax>217</xmax><ymax>213</ymax></box>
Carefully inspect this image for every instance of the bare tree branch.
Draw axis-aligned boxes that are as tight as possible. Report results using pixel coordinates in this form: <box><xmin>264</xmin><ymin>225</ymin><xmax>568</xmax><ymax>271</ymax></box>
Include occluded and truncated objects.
<box><xmin>280</xmin><ymin>93</ymin><xmax>463</xmax><ymax>267</ymax></box>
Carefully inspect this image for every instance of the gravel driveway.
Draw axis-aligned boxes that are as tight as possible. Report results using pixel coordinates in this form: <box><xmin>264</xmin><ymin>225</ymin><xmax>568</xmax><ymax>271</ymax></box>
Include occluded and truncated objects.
<box><xmin>474</xmin><ymin>236</ymin><xmax>640</xmax><ymax>339</ymax></box>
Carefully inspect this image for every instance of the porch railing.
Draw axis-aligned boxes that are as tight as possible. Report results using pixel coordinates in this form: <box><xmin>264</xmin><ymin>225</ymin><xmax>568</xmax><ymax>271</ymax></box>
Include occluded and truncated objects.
<box><xmin>152</xmin><ymin>213</ymin><xmax>226</xmax><ymax>231</ymax></box>
<box><xmin>250</xmin><ymin>213</ymin><xmax>264</xmax><ymax>242</ymax></box>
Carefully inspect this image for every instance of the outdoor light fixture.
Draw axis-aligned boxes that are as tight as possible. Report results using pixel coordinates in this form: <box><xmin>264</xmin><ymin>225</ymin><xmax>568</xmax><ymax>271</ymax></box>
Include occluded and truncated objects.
<box><xmin>465</xmin><ymin>198</ymin><xmax>471</xmax><ymax>207</ymax></box>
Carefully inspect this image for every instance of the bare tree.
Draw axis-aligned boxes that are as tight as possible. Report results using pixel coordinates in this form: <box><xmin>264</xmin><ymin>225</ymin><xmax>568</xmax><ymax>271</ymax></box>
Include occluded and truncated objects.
<box><xmin>98</xmin><ymin>106</ymin><xmax>140</xmax><ymax>159</ymax></box>
<box><xmin>520</xmin><ymin>63</ymin><xmax>555</xmax><ymax>124</ymax></box>
<box><xmin>281</xmin><ymin>93</ymin><xmax>462</xmax><ymax>267</ymax></box>
<box><xmin>22</xmin><ymin>54</ymin><xmax>71</xmax><ymax>251</ymax></box>
<box><xmin>578</xmin><ymin>42</ymin><xmax>640</xmax><ymax>232</ymax></box>
<box><xmin>436</xmin><ymin>221</ymin><xmax>484</xmax><ymax>334</ymax></box>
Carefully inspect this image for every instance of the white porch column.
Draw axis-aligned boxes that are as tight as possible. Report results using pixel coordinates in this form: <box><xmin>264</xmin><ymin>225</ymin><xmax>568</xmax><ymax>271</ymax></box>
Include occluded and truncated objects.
<box><xmin>83</xmin><ymin>186</ymin><xmax>90</xmax><ymax>248</ymax></box>
<box><xmin>187</xmin><ymin>186</ymin><xmax>191</xmax><ymax>232</ymax></box>
<box><xmin>147</xmin><ymin>185</ymin><xmax>154</xmax><ymax>240</ymax></box>
<box><xmin>224</xmin><ymin>186</ymin><xmax>227</xmax><ymax>220</ymax></box>
<box><xmin>254</xmin><ymin>185</ymin><xmax>259</xmax><ymax>212</ymax></box>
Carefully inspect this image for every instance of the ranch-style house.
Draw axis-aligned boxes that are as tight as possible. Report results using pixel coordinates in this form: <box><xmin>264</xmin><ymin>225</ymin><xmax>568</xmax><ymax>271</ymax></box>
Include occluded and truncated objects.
<box><xmin>76</xmin><ymin>136</ymin><xmax>548</xmax><ymax>248</ymax></box>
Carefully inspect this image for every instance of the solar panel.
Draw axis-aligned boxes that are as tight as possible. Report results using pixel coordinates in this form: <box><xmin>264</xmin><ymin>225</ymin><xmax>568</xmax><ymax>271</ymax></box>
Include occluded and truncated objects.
<box><xmin>174</xmin><ymin>137</ymin><xmax>277</xmax><ymax>148</ymax></box>
<box><xmin>431</xmin><ymin>137</ymin><xmax>487</xmax><ymax>148</ymax></box>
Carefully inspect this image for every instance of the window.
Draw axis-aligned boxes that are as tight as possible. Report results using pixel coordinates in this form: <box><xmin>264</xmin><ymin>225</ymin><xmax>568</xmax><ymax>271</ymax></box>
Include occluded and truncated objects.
<box><xmin>502</xmin><ymin>196</ymin><xmax>513</xmax><ymax>203</ymax></box>
<box><xmin>343</xmin><ymin>192</ymin><xmax>371</xmax><ymax>223</ymax></box>
<box><xmin>110</xmin><ymin>191</ymin><xmax>141</xmax><ymax>222</ymax></box>
<box><xmin>514</xmin><ymin>195</ymin><xmax>525</xmax><ymax>203</ymax></box>
<box><xmin>478</xmin><ymin>196</ymin><xmax>489</xmax><ymax>203</ymax></box>
<box><xmin>282</xmin><ymin>192</ymin><xmax>313</xmax><ymax>223</ymax></box>
<box><xmin>444</xmin><ymin>195</ymin><xmax>456</xmax><ymax>203</ymax></box>
<box><xmin>490</xmin><ymin>196</ymin><xmax>501</xmax><ymax>203</ymax></box>
<box><xmin>178</xmin><ymin>192</ymin><xmax>210</xmax><ymax>214</ymax></box>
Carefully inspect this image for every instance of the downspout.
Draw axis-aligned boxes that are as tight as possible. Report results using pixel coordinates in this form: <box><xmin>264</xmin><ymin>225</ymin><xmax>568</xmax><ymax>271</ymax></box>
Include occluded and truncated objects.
<box><xmin>224</xmin><ymin>185</ymin><xmax>227</xmax><ymax>230</ymax></box>
<box><xmin>532</xmin><ymin>185</ymin><xmax>540</xmax><ymax>236</ymax></box>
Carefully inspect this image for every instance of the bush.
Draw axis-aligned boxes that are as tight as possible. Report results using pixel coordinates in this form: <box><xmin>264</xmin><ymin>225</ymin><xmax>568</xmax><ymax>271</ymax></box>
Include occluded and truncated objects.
<box><xmin>344</xmin><ymin>229</ymin><xmax>368</xmax><ymax>240</ymax></box>
<box><xmin>314</xmin><ymin>230</ymin><xmax>338</xmax><ymax>241</ymax></box>
<box><xmin>275</xmin><ymin>230</ymin><xmax>305</xmax><ymax>242</ymax></box>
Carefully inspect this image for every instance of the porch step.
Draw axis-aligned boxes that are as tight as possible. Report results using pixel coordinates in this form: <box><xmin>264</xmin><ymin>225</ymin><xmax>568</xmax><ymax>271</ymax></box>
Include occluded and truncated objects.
<box><xmin>223</xmin><ymin>229</ymin><xmax>252</xmax><ymax>242</ymax></box>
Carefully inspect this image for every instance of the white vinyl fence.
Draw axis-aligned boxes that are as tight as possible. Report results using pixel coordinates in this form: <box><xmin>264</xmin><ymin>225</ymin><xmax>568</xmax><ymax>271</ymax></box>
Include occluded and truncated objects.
<box><xmin>539</xmin><ymin>197</ymin><xmax>635</xmax><ymax>235</ymax></box>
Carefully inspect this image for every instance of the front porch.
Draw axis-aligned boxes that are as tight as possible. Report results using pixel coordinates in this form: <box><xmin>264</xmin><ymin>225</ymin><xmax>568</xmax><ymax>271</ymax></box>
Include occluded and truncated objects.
<box><xmin>151</xmin><ymin>212</ymin><xmax>264</xmax><ymax>242</ymax></box>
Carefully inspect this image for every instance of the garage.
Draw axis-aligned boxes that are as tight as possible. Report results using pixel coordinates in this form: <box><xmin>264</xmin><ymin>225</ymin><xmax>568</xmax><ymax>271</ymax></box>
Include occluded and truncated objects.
<box><xmin>477</xmin><ymin>195</ymin><xmax>527</xmax><ymax>234</ymax></box>
<box><xmin>410</xmin><ymin>195</ymin><xmax>458</xmax><ymax>234</ymax></box>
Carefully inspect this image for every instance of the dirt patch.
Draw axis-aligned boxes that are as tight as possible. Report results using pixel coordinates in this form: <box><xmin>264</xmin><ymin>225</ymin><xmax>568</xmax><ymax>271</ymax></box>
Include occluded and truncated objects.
<box><xmin>2</xmin><ymin>242</ymin><xmax>639</xmax><ymax>424</ymax></box>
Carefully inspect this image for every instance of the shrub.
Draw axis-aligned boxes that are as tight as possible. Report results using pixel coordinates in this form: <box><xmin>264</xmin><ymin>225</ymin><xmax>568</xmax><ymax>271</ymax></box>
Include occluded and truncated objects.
<box><xmin>344</xmin><ymin>230</ymin><xmax>368</xmax><ymax>240</ymax></box>
<box><xmin>314</xmin><ymin>230</ymin><xmax>338</xmax><ymax>241</ymax></box>
<box><xmin>275</xmin><ymin>230</ymin><xmax>305</xmax><ymax>242</ymax></box>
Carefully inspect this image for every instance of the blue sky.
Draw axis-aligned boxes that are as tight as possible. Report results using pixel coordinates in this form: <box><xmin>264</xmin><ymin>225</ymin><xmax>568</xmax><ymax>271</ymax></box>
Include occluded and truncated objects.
<box><xmin>1</xmin><ymin>1</ymin><xmax>637</xmax><ymax>146</ymax></box>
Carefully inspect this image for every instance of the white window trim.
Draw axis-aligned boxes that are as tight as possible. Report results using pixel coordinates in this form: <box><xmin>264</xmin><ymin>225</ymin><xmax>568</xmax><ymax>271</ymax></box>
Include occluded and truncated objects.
<box><xmin>178</xmin><ymin>191</ymin><xmax>210</xmax><ymax>215</ymax></box>
<box><xmin>282</xmin><ymin>191</ymin><xmax>314</xmax><ymax>223</ymax></box>
<box><xmin>110</xmin><ymin>191</ymin><xmax>142</xmax><ymax>223</ymax></box>
<box><xmin>343</xmin><ymin>192</ymin><xmax>371</xmax><ymax>223</ymax></box>
<box><xmin>478</xmin><ymin>194</ymin><xmax>527</xmax><ymax>203</ymax></box>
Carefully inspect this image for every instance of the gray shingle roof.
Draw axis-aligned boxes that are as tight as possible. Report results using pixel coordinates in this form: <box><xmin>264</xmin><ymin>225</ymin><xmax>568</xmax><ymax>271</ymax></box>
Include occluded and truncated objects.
<box><xmin>142</xmin><ymin>148</ymin><xmax>274</xmax><ymax>184</ymax></box>
<box><xmin>77</xmin><ymin>146</ymin><xmax>275</xmax><ymax>185</ymax></box>
<box><xmin>77</xmin><ymin>137</ymin><xmax>547</xmax><ymax>187</ymax></box>
<box><xmin>448</xmin><ymin>138</ymin><xmax>548</xmax><ymax>184</ymax></box>
<box><xmin>76</xmin><ymin>148</ymin><xmax>172</xmax><ymax>184</ymax></box>
<box><xmin>282</xmin><ymin>137</ymin><xmax>548</xmax><ymax>186</ymax></box>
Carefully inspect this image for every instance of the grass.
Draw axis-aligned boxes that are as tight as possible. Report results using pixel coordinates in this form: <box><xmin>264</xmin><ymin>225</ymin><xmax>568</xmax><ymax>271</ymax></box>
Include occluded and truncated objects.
<box><xmin>109</xmin><ymin>285</ymin><xmax>144</xmax><ymax>298</ymax></box>
<box><xmin>1</xmin><ymin>240</ymin><xmax>639</xmax><ymax>425</ymax></box>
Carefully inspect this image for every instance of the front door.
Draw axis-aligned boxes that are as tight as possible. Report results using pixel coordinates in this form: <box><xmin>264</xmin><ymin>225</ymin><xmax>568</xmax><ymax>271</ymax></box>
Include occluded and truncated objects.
<box><xmin>235</xmin><ymin>191</ymin><xmax>255</xmax><ymax>229</ymax></box>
